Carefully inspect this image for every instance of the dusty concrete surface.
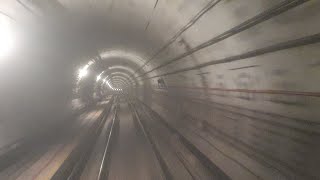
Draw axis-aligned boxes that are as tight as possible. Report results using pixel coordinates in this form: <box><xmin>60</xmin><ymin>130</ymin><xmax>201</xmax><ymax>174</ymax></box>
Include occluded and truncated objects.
<box><xmin>0</xmin><ymin>0</ymin><xmax>319</xmax><ymax>179</ymax></box>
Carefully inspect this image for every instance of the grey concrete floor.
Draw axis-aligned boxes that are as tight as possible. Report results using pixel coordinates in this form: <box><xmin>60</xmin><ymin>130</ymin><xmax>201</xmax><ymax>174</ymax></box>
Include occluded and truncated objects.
<box><xmin>108</xmin><ymin>102</ymin><xmax>165</xmax><ymax>180</ymax></box>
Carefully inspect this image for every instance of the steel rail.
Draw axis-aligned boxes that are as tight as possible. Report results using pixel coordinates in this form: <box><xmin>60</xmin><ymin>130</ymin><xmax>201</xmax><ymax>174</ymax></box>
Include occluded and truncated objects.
<box><xmin>97</xmin><ymin>106</ymin><xmax>118</xmax><ymax>180</ymax></box>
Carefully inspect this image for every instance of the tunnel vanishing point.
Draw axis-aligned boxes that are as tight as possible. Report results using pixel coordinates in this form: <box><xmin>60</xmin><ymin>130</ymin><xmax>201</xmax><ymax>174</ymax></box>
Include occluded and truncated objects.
<box><xmin>0</xmin><ymin>0</ymin><xmax>319</xmax><ymax>180</ymax></box>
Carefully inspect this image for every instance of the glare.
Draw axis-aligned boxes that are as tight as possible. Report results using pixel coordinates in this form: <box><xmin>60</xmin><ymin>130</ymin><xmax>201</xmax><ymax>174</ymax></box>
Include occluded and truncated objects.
<box><xmin>106</xmin><ymin>80</ymin><xmax>115</xmax><ymax>90</ymax></box>
<box><xmin>0</xmin><ymin>15</ymin><xmax>15</xmax><ymax>58</ymax></box>
<box><xmin>103</xmin><ymin>78</ymin><xmax>123</xmax><ymax>92</ymax></box>
<box><xmin>103</xmin><ymin>77</ymin><xmax>109</xmax><ymax>83</ymax></box>
<box><xmin>78</xmin><ymin>68</ymin><xmax>88</xmax><ymax>79</ymax></box>
<box><xmin>96</xmin><ymin>75</ymin><xmax>101</xmax><ymax>81</ymax></box>
<box><xmin>78</xmin><ymin>60</ymin><xmax>94</xmax><ymax>80</ymax></box>
<box><xmin>96</xmin><ymin>71</ymin><xmax>105</xmax><ymax>81</ymax></box>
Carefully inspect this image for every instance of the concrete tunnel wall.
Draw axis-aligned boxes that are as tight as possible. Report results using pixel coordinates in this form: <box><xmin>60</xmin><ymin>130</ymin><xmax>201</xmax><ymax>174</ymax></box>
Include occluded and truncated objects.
<box><xmin>139</xmin><ymin>1</ymin><xmax>320</xmax><ymax>179</ymax></box>
<box><xmin>0</xmin><ymin>0</ymin><xmax>320</xmax><ymax>179</ymax></box>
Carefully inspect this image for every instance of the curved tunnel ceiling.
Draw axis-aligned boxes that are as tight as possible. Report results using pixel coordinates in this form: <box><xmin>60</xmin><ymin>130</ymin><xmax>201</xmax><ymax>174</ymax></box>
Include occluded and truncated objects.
<box><xmin>107</xmin><ymin>68</ymin><xmax>139</xmax><ymax>84</ymax></box>
<box><xmin>110</xmin><ymin>75</ymin><xmax>134</xmax><ymax>87</ymax></box>
<box><xmin>111</xmin><ymin>80</ymin><xmax>130</xmax><ymax>88</ymax></box>
<box><xmin>91</xmin><ymin>57</ymin><xmax>146</xmax><ymax>86</ymax></box>
<box><xmin>1</xmin><ymin>0</ymin><xmax>320</xmax><ymax>179</ymax></box>
<box><xmin>59</xmin><ymin>1</ymin><xmax>320</xmax><ymax>179</ymax></box>
<box><xmin>61</xmin><ymin>0</ymin><xmax>320</xmax><ymax>96</ymax></box>
<box><xmin>100</xmin><ymin>50</ymin><xmax>146</xmax><ymax>68</ymax></box>
<box><xmin>110</xmin><ymin>72</ymin><xmax>136</xmax><ymax>84</ymax></box>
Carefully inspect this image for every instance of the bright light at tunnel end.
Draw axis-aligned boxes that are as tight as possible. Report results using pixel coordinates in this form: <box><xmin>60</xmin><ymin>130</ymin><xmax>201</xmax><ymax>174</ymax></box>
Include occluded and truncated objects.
<box><xmin>0</xmin><ymin>15</ymin><xmax>15</xmax><ymax>58</ymax></box>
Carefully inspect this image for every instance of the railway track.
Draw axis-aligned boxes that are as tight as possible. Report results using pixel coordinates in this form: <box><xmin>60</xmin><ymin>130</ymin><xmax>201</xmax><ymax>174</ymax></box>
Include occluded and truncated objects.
<box><xmin>0</xmin><ymin>96</ymin><xmax>230</xmax><ymax>180</ymax></box>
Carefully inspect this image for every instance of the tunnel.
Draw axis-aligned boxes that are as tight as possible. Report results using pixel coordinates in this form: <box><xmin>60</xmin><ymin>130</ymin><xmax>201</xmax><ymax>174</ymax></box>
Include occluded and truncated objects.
<box><xmin>0</xmin><ymin>0</ymin><xmax>319</xmax><ymax>179</ymax></box>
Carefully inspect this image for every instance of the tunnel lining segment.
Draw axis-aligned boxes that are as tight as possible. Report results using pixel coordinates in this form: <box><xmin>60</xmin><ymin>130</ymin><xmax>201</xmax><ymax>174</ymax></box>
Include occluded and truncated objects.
<box><xmin>137</xmin><ymin>0</ymin><xmax>309</xmax><ymax>77</ymax></box>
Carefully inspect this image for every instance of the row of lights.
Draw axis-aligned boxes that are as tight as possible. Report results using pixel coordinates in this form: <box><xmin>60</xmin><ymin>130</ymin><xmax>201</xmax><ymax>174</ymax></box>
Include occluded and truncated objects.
<box><xmin>102</xmin><ymin>76</ymin><xmax>123</xmax><ymax>91</ymax></box>
<box><xmin>78</xmin><ymin>63</ymin><xmax>122</xmax><ymax>91</ymax></box>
